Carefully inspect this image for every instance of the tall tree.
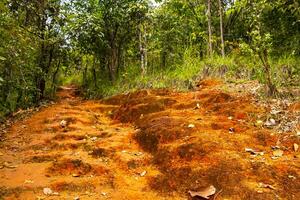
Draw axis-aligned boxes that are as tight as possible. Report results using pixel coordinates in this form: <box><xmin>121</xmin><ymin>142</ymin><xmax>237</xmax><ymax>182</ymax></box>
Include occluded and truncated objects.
<box><xmin>218</xmin><ymin>0</ymin><xmax>225</xmax><ymax>57</ymax></box>
<box><xmin>207</xmin><ymin>0</ymin><xmax>213</xmax><ymax>56</ymax></box>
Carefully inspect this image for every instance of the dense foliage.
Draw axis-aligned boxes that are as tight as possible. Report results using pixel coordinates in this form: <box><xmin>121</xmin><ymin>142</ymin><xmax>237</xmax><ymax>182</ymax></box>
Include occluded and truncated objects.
<box><xmin>1</xmin><ymin>0</ymin><xmax>299</xmax><ymax>120</ymax></box>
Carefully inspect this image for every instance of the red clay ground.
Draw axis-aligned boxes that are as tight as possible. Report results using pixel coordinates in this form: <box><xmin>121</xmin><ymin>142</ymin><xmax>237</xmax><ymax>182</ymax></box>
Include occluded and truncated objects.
<box><xmin>0</xmin><ymin>80</ymin><xmax>299</xmax><ymax>200</ymax></box>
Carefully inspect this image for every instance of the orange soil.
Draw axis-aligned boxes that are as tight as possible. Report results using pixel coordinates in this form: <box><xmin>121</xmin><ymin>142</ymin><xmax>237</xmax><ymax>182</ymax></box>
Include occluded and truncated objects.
<box><xmin>0</xmin><ymin>81</ymin><xmax>299</xmax><ymax>200</ymax></box>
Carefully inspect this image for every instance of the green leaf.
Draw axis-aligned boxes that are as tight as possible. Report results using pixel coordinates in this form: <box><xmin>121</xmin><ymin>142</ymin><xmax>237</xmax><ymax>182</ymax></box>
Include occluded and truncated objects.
<box><xmin>0</xmin><ymin>56</ymin><xmax>6</xmax><ymax>61</ymax></box>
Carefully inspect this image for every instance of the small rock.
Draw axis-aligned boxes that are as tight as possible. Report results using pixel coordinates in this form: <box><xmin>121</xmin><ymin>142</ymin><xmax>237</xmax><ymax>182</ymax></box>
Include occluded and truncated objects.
<box><xmin>74</xmin><ymin>197</ymin><xmax>80</xmax><ymax>200</ymax></box>
<box><xmin>101</xmin><ymin>192</ymin><xmax>107</xmax><ymax>196</ymax></box>
<box><xmin>43</xmin><ymin>188</ymin><xmax>53</xmax><ymax>195</ymax></box>
<box><xmin>228</xmin><ymin>116</ymin><xmax>233</xmax><ymax>120</ymax></box>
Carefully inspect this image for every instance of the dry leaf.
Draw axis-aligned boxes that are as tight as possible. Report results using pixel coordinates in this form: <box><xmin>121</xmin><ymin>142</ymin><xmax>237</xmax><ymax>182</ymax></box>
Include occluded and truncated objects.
<box><xmin>72</xmin><ymin>173</ymin><xmax>80</xmax><ymax>177</ymax></box>
<box><xmin>140</xmin><ymin>171</ymin><xmax>147</xmax><ymax>177</ymax></box>
<box><xmin>3</xmin><ymin>162</ymin><xmax>17</xmax><ymax>169</ymax></box>
<box><xmin>188</xmin><ymin>185</ymin><xmax>216</xmax><ymax>199</ymax></box>
<box><xmin>24</xmin><ymin>179</ymin><xmax>34</xmax><ymax>184</ymax></box>
<box><xmin>60</xmin><ymin>120</ymin><xmax>67</xmax><ymax>128</ymax></box>
<box><xmin>273</xmin><ymin>149</ymin><xmax>283</xmax><ymax>157</ymax></box>
<box><xmin>294</xmin><ymin>143</ymin><xmax>299</xmax><ymax>152</ymax></box>
<box><xmin>188</xmin><ymin>124</ymin><xmax>195</xmax><ymax>128</ymax></box>
<box><xmin>43</xmin><ymin>188</ymin><xmax>53</xmax><ymax>195</ymax></box>
<box><xmin>245</xmin><ymin>148</ymin><xmax>264</xmax><ymax>156</ymax></box>
<box><xmin>259</xmin><ymin>182</ymin><xmax>276</xmax><ymax>190</ymax></box>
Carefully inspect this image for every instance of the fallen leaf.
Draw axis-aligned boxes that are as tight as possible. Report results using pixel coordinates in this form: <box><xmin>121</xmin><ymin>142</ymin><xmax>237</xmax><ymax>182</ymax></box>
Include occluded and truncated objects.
<box><xmin>140</xmin><ymin>171</ymin><xmax>147</xmax><ymax>177</ymax></box>
<box><xmin>3</xmin><ymin>162</ymin><xmax>17</xmax><ymax>169</ymax></box>
<box><xmin>74</xmin><ymin>197</ymin><xmax>80</xmax><ymax>200</ymax></box>
<box><xmin>72</xmin><ymin>173</ymin><xmax>80</xmax><ymax>177</ymax></box>
<box><xmin>52</xmin><ymin>192</ymin><xmax>59</xmax><ymax>196</ymax></box>
<box><xmin>256</xmin><ymin>120</ymin><xmax>263</xmax><ymax>126</ymax></box>
<box><xmin>229</xmin><ymin>127</ymin><xmax>235</xmax><ymax>134</ymax></box>
<box><xmin>101</xmin><ymin>192</ymin><xmax>107</xmax><ymax>196</ymax></box>
<box><xmin>43</xmin><ymin>188</ymin><xmax>53</xmax><ymax>195</ymax></box>
<box><xmin>259</xmin><ymin>182</ymin><xmax>276</xmax><ymax>190</ymax></box>
<box><xmin>91</xmin><ymin>137</ymin><xmax>97</xmax><ymax>142</ymax></box>
<box><xmin>188</xmin><ymin>124</ymin><xmax>195</xmax><ymax>128</ymax></box>
<box><xmin>294</xmin><ymin>143</ymin><xmax>299</xmax><ymax>152</ymax></box>
<box><xmin>288</xmin><ymin>175</ymin><xmax>296</xmax><ymax>179</ymax></box>
<box><xmin>0</xmin><ymin>152</ymin><xmax>3</xmax><ymax>156</ymax></box>
<box><xmin>188</xmin><ymin>185</ymin><xmax>216</xmax><ymax>199</ymax></box>
<box><xmin>24</xmin><ymin>179</ymin><xmax>34</xmax><ymax>184</ymax></box>
<box><xmin>245</xmin><ymin>148</ymin><xmax>264</xmax><ymax>156</ymax></box>
<box><xmin>264</xmin><ymin>119</ymin><xmax>276</xmax><ymax>127</ymax></box>
<box><xmin>273</xmin><ymin>149</ymin><xmax>283</xmax><ymax>157</ymax></box>
<box><xmin>60</xmin><ymin>120</ymin><xmax>67</xmax><ymax>128</ymax></box>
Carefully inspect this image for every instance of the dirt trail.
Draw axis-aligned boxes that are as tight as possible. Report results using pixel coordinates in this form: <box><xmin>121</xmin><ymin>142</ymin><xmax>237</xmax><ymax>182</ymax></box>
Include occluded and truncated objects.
<box><xmin>0</xmin><ymin>87</ymin><xmax>176</xmax><ymax>200</ymax></box>
<box><xmin>0</xmin><ymin>81</ymin><xmax>299</xmax><ymax>200</ymax></box>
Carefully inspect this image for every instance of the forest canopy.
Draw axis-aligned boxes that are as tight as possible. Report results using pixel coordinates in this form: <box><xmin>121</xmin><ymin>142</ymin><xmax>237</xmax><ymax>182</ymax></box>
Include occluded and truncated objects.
<box><xmin>0</xmin><ymin>0</ymin><xmax>299</xmax><ymax>120</ymax></box>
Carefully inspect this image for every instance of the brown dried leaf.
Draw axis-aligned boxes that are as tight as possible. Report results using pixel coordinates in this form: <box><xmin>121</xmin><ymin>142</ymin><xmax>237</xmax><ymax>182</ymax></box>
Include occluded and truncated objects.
<box><xmin>188</xmin><ymin>185</ymin><xmax>216</xmax><ymax>199</ymax></box>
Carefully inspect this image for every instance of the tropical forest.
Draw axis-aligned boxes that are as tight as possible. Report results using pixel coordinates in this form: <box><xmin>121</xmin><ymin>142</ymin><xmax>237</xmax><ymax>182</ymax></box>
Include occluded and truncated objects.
<box><xmin>0</xmin><ymin>0</ymin><xmax>299</xmax><ymax>199</ymax></box>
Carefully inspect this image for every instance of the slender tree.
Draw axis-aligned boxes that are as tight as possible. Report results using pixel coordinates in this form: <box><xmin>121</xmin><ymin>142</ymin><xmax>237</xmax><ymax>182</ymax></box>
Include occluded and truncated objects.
<box><xmin>207</xmin><ymin>0</ymin><xmax>213</xmax><ymax>56</ymax></box>
<box><xmin>218</xmin><ymin>0</ymin><xmax>225</xmax><ymax>57</ymax></box>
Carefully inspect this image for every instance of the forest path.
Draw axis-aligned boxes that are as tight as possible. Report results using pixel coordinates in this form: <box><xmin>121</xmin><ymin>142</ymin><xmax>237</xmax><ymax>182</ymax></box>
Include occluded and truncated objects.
<box><xmin>0</xmin><ymin>87</ymin><xmax>180</xmax><ymax>200</ymax></box>
<box><xmin>0</xmin><ymin>81</ymin><xmax>299</xmax><ymax>200</ymax></box>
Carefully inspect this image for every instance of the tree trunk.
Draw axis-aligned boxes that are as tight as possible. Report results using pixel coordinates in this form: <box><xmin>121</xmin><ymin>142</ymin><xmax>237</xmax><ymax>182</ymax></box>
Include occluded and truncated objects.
<box><xmin>258</xmin><ymin>49</ymin><xmax>277</xmax><ymax>96</ymax></box>
<box><xmin>51</xmin><ymin>59</ymin><xmax>61</xmax><ymax>94</ymax></box>
<box><xmin>109</xmin><ymin>46</ymin><xmax>118</xmax><ymax>82</ymax></box>
<box><xmin>218</xmin><ymin>0</ymin><xmax>225</xmax><ymax>57</ymax></box>
<box><xmin>139</xmin><ymin>24</ymin><xmax>146</xmax><ymax>75</ymax></box>
<box><xmin>83</xmin><ymin>62</ymin><xmax>88</xmax><ymax>89</ymax></box>
<box><xmin>207</xmin><ymin>0</ymin><xmax>213</xmax><ymax>57</ymax></box>
<box><xmin>92</xmin><ymin>56</ymin><xmax>98</xmax><ymax>89</ymax></box>
<box><xmin>144</xmin><ymin>26</ymin><xmax>148</xmax><ymax>73</ymax></box>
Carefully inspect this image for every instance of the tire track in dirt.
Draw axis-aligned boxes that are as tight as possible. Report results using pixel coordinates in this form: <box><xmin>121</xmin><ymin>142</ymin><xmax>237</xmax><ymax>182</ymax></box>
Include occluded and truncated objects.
<box><xmin>0</xmin><ymin>88</ymin><xmax>182</xmax><ymax>200</ymax></box>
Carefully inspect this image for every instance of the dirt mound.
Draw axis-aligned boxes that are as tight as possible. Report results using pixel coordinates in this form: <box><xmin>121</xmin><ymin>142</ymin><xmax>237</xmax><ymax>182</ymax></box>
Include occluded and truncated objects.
<box><xmin>47</xmin><ymin>159</ymin><xmax>93</xmax><ymax>176</ymax></box>
<box><xmin>111</xmin><ymin>93</ymin><xmax>177</xmax><ymax>123</ymax></box>
<box><xmin>134</xmin><ymin>116</ymin><xmax>194</xmax><ymax>152</ymax></box>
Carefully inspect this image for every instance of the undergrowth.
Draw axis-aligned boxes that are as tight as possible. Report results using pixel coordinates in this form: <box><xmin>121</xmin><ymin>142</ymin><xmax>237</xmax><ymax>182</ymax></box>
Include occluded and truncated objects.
<box><xmin>82</xmin><ymin>52</ymin><xmax>299</xmax><ymax>99</ymax></box>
